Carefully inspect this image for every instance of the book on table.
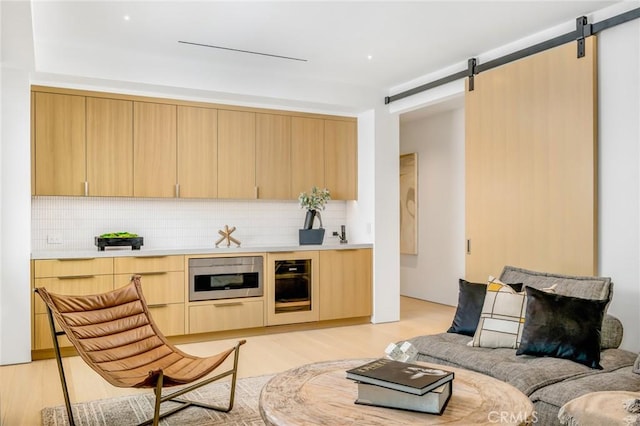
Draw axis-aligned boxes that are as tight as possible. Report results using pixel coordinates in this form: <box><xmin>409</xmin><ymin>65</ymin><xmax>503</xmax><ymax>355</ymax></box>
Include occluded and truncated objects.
<box><xmin>355</xmin><ymin>380</ymin><xmax>452</xmax><ymax>415</ymax></box>
<box><xmin>346</xmin><ymin>358</ymin><xmax>454</xmax><ymax>395</ymax></box>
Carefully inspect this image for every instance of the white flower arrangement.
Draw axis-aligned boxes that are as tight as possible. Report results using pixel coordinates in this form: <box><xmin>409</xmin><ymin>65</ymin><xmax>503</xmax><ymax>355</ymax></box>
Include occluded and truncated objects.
<box><xmin>298</xmin><ymin>186</ymin><xmax>331</xmax><ymax>212</ymax></box>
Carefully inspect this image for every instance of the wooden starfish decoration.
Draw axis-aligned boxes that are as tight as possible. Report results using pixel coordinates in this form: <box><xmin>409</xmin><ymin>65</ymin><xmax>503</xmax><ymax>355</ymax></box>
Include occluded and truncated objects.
<box><xmin>215</xmin><ymin>225</ymin><xmax>241</xmax><ymax>247</ymax></box>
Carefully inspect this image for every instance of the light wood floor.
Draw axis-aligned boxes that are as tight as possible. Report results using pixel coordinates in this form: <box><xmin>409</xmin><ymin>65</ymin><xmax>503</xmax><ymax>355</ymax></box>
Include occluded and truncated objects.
<box><xmin>0</xmin><ymin>297</ymin><xmax>454</xmax><ymax>426</ymax></box>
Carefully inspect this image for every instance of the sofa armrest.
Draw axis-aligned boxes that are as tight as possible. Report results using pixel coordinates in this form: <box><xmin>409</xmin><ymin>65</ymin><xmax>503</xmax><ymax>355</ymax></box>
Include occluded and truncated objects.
<box><xmin>601</xmin><ymin>314</ymin><xmax>623</xmax><ymax>349</ymax></box>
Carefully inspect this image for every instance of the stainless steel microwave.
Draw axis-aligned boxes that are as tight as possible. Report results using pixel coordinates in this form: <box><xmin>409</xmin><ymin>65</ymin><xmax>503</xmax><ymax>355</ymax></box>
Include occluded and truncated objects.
<box><xmin>188</xmin><ymin>256</ymin><xmax>263</xmax><ymax>302</ymax></box>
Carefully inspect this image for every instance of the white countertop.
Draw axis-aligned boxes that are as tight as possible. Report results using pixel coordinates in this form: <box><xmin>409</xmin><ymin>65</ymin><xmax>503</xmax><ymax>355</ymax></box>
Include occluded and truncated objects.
<box><xmin>31</xmin><ymin>243</ymin><xmax>373</xmax><ymax>260</ymax></box>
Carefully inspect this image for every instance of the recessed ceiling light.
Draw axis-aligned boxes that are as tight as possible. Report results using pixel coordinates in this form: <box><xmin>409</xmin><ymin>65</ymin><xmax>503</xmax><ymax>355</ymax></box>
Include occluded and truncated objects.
<box><xmin>123</xmin><ymin>15</ymin><xmax>131</xmax><ymax>21</ymax></box>
<box><xmin>367</xmin><ymin>55</ymin><xmax>373</xmax><ymax>61</ymax></box>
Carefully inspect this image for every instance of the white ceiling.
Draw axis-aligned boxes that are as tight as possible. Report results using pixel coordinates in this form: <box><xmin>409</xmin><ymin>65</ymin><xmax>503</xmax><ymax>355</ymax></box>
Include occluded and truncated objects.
<box><xmin>30</xmin><ymin>1</ymin><xmax>619</xmax><ymax>104</ymax></box>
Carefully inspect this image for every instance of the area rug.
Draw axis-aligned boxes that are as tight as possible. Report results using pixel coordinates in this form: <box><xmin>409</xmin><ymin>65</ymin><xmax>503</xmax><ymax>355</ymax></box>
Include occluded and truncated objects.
<box><xmin>41</xmin><ymin>374</ymin><xmax>273</xmax><ymax>426</ymax></box>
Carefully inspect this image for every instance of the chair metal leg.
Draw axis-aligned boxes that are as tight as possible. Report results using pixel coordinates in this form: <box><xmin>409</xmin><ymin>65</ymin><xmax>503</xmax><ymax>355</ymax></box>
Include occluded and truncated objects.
<box><xmin>227</xmin><ymin>338</ymin><xmax>243</xmax><ymax>411</ymax></box>
<box><xmin>44</xmin><ymin>302</ymin><xmax>76</xmax><ymax>426</ymax></box>
<box><xmin>152</xmin><ymin>371</ymin><xmax>163</xmax><ymax>426</ymax></box>
<box><xmin>137</xmin><ymin>339</ymin><xmax>246</xmax><ymax>426</ymax></box>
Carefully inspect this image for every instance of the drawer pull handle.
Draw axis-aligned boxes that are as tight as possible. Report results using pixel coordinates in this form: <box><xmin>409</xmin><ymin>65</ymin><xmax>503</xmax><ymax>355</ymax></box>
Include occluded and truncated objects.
<box><xmin>215</xmin><ymin>302</ymin><xmax>243</xmax><ymax>307</ymax></box>
<box><xmin>133</xmin><ymin>272</ymin><xmax>168</xmax><ymax>277</ymax></box>
<box><xmin>57</xmin><ymin>275</ymin><xmax>95</xmax><ymax>280</ymax></box>
<box><xmin>58</xmin><ymin>258</ymin><xmax>96</xmax><ymax>261</ymax></box>
<box><xmin>133</xmin><ymin>256</ymin><xmax>167</xmax><ymax>259</ymax></box>
<box><xmin>147</xmin><ymin>304</ymin><xmax>168</xmax><ymax>308</ymax></box>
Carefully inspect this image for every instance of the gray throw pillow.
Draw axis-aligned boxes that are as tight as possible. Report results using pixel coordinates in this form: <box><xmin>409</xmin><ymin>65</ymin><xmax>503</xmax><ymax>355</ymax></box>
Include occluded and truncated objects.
<box><xmin>499</xmin><ymin>265</ymin><xmax>612</xmax><ymax>301</ymax></box>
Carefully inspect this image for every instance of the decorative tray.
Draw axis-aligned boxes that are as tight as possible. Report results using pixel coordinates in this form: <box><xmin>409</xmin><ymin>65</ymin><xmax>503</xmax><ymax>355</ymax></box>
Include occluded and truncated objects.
<box><xmin>94</xmin><ymin>233</ymin><xmax>143</xmax><ymax>251</ymax></box>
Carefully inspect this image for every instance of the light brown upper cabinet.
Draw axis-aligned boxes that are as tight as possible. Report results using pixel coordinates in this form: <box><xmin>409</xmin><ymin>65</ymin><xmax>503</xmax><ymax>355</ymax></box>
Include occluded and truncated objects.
<box><xmin>177</xmin><ymin>106</ymin><xmax>218</xmax><ymax>198</ymax></box>
<box><xmin>256</xmin><ymin>113</ymin><xmax>292</xmax><ymax>199</ymax></box>
<box><xmin>217</xmin><ymin>110</ymin><xmax>256</xmax><ymax>199</ymax></box>
<box><xmin>86</xmin><ymin>97</ymin><xmax>134</xmax><ymax>197</ymax></box>
<box><xmin>324</xmin><ymin>120</ymin><xmax>357</xmax><ymax>200</ymax></box>
<box><xmin>291</xmin><ymin>117</ymin><xmax>324</xmax><ymax>197</ymax></box>
<box><xmin>34</xmin><ymin>92</ymin><xmax>86</xmax><ymax>196</ymax></box>
<box><xmin>133</xmin><ymin>102</ymin><xmax>177</xmax><ymax>198</ymax></box>
<box><xmin>32</xmin><ymin>86</ymin><xmax>358</xmax><ymax>200</ymax></box>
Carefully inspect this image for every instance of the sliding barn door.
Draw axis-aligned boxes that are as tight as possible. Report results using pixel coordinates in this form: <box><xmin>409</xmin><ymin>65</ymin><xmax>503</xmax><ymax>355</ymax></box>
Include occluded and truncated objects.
<box><xmin>466</xmin><ymin>37</ymin><xmax>597</xmax><ymax>281</ymax></box>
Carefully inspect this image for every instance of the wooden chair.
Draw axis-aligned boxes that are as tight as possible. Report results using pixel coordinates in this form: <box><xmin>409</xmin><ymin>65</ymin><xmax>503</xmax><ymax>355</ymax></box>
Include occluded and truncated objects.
<box><xmin>35</xmin><ymin>275</ymin><xmax>246</xmax><ymax>426</ymax></box>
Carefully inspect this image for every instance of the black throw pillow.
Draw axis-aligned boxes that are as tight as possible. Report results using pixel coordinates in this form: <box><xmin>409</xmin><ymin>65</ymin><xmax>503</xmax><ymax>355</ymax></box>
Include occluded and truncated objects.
<box><xmin>447</xmin><ymin>279</ymin><xmax>523</xmax><ymax>336</ymax></box>
<box><xmin>516</xmin><ymin>286</ymin><xmax>607</xmax><ymax>369</ymax></box>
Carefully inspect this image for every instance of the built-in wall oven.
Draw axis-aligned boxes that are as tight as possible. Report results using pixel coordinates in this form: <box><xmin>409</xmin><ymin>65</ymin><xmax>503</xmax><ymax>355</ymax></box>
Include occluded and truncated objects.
<box><xmin>189</xmin><ymin>256</ymin><xmax>263</xmax><ymax>302</ymax></box>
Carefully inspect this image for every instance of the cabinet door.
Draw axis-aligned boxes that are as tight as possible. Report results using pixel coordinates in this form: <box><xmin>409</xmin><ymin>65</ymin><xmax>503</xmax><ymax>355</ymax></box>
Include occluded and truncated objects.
<box><xmin>34</xmin><ymin>92</ymin><xmax>86</xmax><ymax>196</ymax></box>
<box><xmin>33</xmin><ymin>275</ymin><xmax>114</xmax><ymax>350</ymax></box>
<box><xmin>114</xmin><ymin>255</ymin><xmax>184</xmax><ymax>275</ymax></box>
<box><xmin>177</xmin><ymin>106</ymin><xmax>218</xmax><ymax>198</ymax></box>
<box><xmin>256</xmin><ymin>113</ymin><xmax>291</xmax><ymax>199</ymax></box>
<box><xmin>319</xmin><ymin>249</ymin><xmax>372</xmax><ymax>320</ymax></box>
<box><xmin>114</xmin><ymin>255</ymin><xmax>185</xmax><ymax>336</ymax></box>
<box><xmin>325</xmin><ymin>120</ymin><xmax>357</xmax><ymax>200</ymax></box>
<box><xmin>189</xmin><ymin>299</ymin><xmax>264</xmax><ymax>334</ymax></box>
<box><xmin>34</xmin><ymin>275</ymin><xmax>115</xmax><ymax>315</ymax></box>
<box><xmin>291</xmin><ymin>117</ymin><xmax>324</xmax><ymax>197</ymax></box>
<box><xmin>133</xmin><ymin>102</ymin><xmax>177</xmax><ymax>197</ymax></box>
<box><xmin>34</xmin><ymin>258</ymin><xmax>114</xmax><ymax>278</ymax></box>
<box><xmin>218</xmin><ymin>110</ymin><xmax>256</xmax><ymax>199</ymax></box>
<box><xmin>147</xmin><ymin>304</ymin><xmax>185</xmax><ymax>336</ymax></box>
<box><xmin>114</xmin><ymin>271</ymin><xmax>184</xmax><ymax>305</ymax></box>
<box><xmin>86</xmin><ymin>97</ymin><xmax>133</xmax><ymax>196</ymax></box>
<box><xmin>114</xmin><ymin>272</ymin><xmax>185</xmax><ymax>336</ymax></box>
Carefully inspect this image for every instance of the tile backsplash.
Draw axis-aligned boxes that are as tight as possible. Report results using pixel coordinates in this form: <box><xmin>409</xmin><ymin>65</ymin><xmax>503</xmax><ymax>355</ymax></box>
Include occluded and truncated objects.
<box><xmin>32</xmin><ymin>197</ymin><xmax>347</xmax><ymax>252</ymax></box>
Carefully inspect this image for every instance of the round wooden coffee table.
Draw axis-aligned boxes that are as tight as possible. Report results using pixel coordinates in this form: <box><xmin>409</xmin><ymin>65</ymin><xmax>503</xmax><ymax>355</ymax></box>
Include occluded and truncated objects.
<box><xmin>259</xmin><ymin>359</ymin><xmax>534</xmax><ymax>425</ymax></box>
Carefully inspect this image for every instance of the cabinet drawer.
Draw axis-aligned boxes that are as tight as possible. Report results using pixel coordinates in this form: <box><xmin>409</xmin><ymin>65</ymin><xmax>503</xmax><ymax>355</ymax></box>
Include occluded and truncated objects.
<box><xmin>33</xmin><ymin>303</ymin><xmax>185</xmax><ymax>349</ymax></box>
<box><xmin>189</xmin><ymin>299</ymin><xmax>263</xmax><ymax>334</ymax></box>
<box><xmin>33</xmin><ymin>275</ymin><xmax>114</xmax><ymax>314</ymax></box>
<box><xmin>34</xmin><ymin>258</ymin><xmax>113</xmax><ymax>278</ymax></box>
<box><xmin>148</xmin><ymin>303</ymin><xmax>185</xmax><ymax>336</ymax></box>
<box><xmin>114</xmin><ymin>255</ymin><xmax>184</xmax><ymax>274</ymax></box>
<box><xmin>114</xmin><ymin>272</ymin><xmax>184</xmax><ymax>305</ymax></box>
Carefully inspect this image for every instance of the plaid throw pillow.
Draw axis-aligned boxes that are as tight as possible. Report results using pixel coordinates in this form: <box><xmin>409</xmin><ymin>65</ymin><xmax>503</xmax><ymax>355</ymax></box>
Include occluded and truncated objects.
<box><xmin>469</xmin><ymin>279</ymin><xmax>526</xmax><ymax>349</ymax></box>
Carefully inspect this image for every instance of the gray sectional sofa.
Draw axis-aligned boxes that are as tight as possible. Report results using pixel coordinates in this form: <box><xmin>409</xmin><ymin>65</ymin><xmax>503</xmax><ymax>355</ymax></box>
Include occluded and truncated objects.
<box><xmin>405</xmin><ymin>266</ymin><xmax>640</xmax><ymax>425</ymax></box>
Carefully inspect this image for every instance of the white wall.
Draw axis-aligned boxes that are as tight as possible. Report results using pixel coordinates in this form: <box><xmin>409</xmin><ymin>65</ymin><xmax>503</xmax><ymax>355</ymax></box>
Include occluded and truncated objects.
<box><xmin>597</xmin><ymin>16</ymin><xmax>640</xmax><ymax>352</ymax></box>
<box><xmin>346</xmin><ymin>107</ymin><xmax>400</xmax><ymax>325</ymax></box>
<box><xmin>372</xmin><ymin>103</ymin><xmax>401</xmax><ymax>323</ymax></box>
<box><xmin>347</xmin><ymin>110</ymin><xmax>376</xmax><ymax>244</ymax></box>
<box><xmin>399</xmin><ymin>108</ymin><xmax>465</xmax><ymax>306</ymax></box>
<box><xmin>0</xmin><ymin>1</ymin><xmax>35</xmax><ymax>365</ymax></box>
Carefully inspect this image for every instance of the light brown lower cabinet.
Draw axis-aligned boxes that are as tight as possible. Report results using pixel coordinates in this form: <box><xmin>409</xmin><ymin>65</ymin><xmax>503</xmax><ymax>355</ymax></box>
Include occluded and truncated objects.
<box><xmin>32</xmin><ymin>259</ymin><xmax>114</xmax><ymax>350</ymax></box>
<box><xmin>189</xmin><ymin>299</ymin><xmax>264</xmax><ymax>334</ymax></box>
<box><xmin>114</xmin><ymin>256</ymin><xmax>185</xmax><ymax>336</ymax></box>
<box><xmin>32</xmin><ymin>249</ymin><xmax>372</xmax><ymax>356</ymax></box>
<box><xmin>319</xmin><ymin>249</ymin><xmax>372</xmax><ymax>321</ymax></box>
<box><xmin>34</xmin><ymin>276</ymin><xmax>113</xmax><ymax>348</ymax></box>
<box><xmin>147</xmin><ymin>304</ymin><xmax>186</xmax><ymax>337</ymax></box>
